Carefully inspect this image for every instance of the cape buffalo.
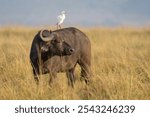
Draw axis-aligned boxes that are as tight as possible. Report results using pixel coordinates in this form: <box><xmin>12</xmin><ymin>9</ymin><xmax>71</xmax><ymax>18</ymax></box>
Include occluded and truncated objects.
<box><xmin>30</xmin><ymin>27</ymin><xmax>91</xmax><ymax>87</ymax></box>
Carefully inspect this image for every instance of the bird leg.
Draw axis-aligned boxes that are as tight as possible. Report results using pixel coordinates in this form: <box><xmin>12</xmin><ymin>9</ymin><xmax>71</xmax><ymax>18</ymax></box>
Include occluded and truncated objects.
<box><xmin>59</xmin><ymin>25</ymin><xmax>61</xmax><ymax>29</ymax></box>
<box><xmin>57</xmin><ymin>24</ymin><xmax>59</xmax><ymax>29</ymax></box>
<box><xmin>56</xmin><ymin>24</ymin><xmax>61</xmax><ymax>29</ymax></box>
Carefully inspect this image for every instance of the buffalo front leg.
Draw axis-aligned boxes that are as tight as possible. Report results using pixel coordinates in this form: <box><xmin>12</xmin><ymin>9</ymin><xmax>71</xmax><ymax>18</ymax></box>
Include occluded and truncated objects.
<box><xmin>66</xmin><ymin>68</ymin><xmax>76</xmax><ymax>88</ymax></box>
<box><xmin>34</xmin><ymin>75</ymin><xmax>39</xmax><ymax>85</ymax></box>
<box><xmin>33</xmin><ymin>68</ymin><xmax>40</xmax><ymax>85</ymax></box>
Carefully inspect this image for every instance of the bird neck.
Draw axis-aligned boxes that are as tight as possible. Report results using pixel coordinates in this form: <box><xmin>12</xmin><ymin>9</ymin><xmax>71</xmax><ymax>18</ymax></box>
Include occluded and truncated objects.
<box><xmin>62</xmin><ymin>14</ymin><xmax>65</xmax><ymax>17</ymax></box>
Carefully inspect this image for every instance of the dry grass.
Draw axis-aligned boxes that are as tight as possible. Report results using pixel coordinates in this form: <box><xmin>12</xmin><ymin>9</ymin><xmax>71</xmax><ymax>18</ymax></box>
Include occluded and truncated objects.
<box><xmin>0</xmin><ymin>26</ymin><xmax>150</xmax><ymax>100</ymax></box>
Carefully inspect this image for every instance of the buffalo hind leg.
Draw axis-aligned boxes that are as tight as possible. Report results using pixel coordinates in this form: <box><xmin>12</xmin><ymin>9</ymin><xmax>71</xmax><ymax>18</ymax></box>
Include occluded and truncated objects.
<box><xmin>78</xmin><ymin>59</ymin><xmax>91</xmax><ymax>84</ymax></box>
<box><xmin>66</xmin><ymin>68</ymin><xmax>76</xmax><ymax>88</ymax></box>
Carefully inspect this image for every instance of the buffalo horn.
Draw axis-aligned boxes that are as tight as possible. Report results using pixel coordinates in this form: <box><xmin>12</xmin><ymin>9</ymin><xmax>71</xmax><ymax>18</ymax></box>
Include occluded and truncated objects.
<box><xmin>40</xmin><ymin>30</ymin><xmax>54</xmax><ymax>42</ymax></box>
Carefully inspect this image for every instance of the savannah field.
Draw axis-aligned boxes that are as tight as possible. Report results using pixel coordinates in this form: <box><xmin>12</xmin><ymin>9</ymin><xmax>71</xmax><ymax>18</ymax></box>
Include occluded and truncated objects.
<box><xmin>0</xmin><ymin>26</ymin><xmax>150</xmax><ymax>100</ymax></box>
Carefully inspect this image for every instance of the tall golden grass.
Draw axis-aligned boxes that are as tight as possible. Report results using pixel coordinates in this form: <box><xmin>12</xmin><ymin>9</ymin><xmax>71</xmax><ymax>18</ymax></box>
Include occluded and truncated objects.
<box><xmin>0</xmin><ymin>26</ymin><xmax>150</xmax><ymax>100</ymax></box>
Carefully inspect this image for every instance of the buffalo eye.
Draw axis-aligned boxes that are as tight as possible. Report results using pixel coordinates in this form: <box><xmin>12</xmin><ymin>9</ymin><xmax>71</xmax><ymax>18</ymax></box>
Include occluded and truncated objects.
<box><xmin>52</xmin><ymin>38</ymin><xmax>61</xmax><ymax>43</ymax></box>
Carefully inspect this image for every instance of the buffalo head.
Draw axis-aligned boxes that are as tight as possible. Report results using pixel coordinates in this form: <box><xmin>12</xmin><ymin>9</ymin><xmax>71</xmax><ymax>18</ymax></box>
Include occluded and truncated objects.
<box><xmin>39</xmin><ymin>30</ymin><xmax>74</xmax><ymax>56</ymax></box>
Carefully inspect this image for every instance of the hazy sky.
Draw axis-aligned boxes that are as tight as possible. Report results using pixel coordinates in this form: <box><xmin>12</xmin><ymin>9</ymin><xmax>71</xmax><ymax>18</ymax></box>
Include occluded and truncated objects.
<box><xmin>0</xmin><ymin>0</ymin><xmax>150</xmax><ymax>27</ymax></box>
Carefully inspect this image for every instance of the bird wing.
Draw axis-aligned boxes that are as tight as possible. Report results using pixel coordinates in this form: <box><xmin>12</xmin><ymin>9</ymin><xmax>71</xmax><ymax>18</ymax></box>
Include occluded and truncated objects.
<box><xmin>57</xmin><ymin>15</ymin><xmax>62</xmax><ymax>22</ymax></box>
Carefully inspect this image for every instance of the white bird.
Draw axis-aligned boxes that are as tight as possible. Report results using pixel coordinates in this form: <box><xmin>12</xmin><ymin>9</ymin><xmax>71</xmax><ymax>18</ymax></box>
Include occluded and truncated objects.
<box><xmin>56</xmin><ymin>11</ymin><xmax>66</xmax><ymax>29</ymax></box>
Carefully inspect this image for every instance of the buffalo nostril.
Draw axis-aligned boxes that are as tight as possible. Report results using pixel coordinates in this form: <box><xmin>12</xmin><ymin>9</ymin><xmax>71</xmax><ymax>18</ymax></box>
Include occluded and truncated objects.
<box><xmin>69</xmin><ymin>48</ymin><xmax>75</xmax><ymax>53</ymax></box>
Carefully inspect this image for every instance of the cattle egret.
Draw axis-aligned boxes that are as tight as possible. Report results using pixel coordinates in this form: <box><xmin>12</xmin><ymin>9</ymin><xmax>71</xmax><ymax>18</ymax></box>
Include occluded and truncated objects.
<box><xmin>56</xmin><ymin>11</ymin><xmax>66</xmax><ymax>29</ymax></box>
